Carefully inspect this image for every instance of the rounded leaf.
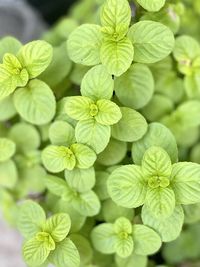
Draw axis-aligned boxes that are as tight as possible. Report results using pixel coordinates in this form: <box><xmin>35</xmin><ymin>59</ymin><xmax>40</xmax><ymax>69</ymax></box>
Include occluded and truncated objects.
<box><xmin>0</xmin><ymin>160</ymin><xmax>17</xmax><ymax>189</ymax></box>
<box><xmin>0</xmin><ymin>138</ymin><xmax>16</xmax><ymax>162</ymax></box>
<box><xmin>94</xmin><ymin>171</ymin><xmax>110</xmax><ymax>200</ymax></box>
<box><xmin>115</xmin><ymin>236</ymin><xmax>134</xmax><ymax>258</ymax></box>
<box><xmin>115</xmin><ymin>253</ymin><xmax>147</xmax><ymax>267</ymax></box>
<box><xmin>13</xmin><ymin>79</ymin><xmax>56</xmax><ymax>125</ymax></box>
<box><xmin>136</xmin><ymin>0</ymin><xmax>166</xmax><ymax>12</ymax></box>
<box><xmin>0</xmin><ymin>96</ymin><xmax>16</xmax><ymax>121</ymax></box>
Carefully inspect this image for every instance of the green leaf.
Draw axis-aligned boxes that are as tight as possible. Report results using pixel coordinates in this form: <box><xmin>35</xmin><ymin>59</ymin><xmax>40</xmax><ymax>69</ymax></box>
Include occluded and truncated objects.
<box><xmin>8</xmin><ymin>122</ymin><xmax>40</xmax><ymax>153</ymax></box>
<box><xmin>81</xmin><ymin>65</ymin><xmax>114</xmax><ymax>101</ymax></box>
<box><xmin>114</xmin><ymin>217</ymin><xmax>132</xmax><ymax>234</ymax></box>
<box><xmin>49</xmin><ymin>120</ymin><xmax>75</xmax><ymax>146</ymax></box>
<box><xmin>95</xmin><ymin>99</ymin><xmax>122</xmax><ymax>125</ymax></box>
<box><xmin>0</xmin><ymin>138</ymin><xmax>16</xmax><ymax>162</ymax></box>
<box><xmin>65</xmin><ymin>96</ymin><xmax>93</xmax><ymax>121</ymax></box>
<box><xmin>0</xmin><ymin>36</ymin><xmax>22</xmax><ymax>61</ymax></box>
<box><xmin>115</xmin><ymin>63</ymin><xmax>154</xmax><ymax>110</ymax></box>
<box><xmin>64</xmin><ymin>167</ymin><xmax>95</xmax><ymax>193</ymax></box>
<box><xmin>100</xmin><ymin>0</ymin><xmax>131</xmax><ymax>30</ymax></box>
<box><xmin>42</xmin><ymin>145</ymin><xmax>76</xmax><ymax>173</ymax></box>
<box><xmin>49</xmin><ymin>238</ymin><xmax>80</xmax><ymax>267</ymax></box>
<box><xmin>115</xmin><ymin>253</ymin><xmax>147</xmax><ymax>267</ymax></box>
<box><xmin>97</xmin><ymin>138</ymin><xmax>127</xmax><ymax>166</ymax></box>
<box><xmin>0</xmin><ymin>65</ymin><xmax>18</xmax><ymax>100</ymax></box>
<box><xmin>142</xmin><ymin>205</ymin><xmax>184</xmax><ymax>242</ymax></box>
<box><xmin>91</xmin><ymin>223</ymin><xmax>117</xmax><ymax>254</ymax></box>
<box><xmin>13</xmin><ymin>79</ymin><xmax>56</xmax><ymax>125</ymax></box>
<box><xmin>132</xmin><ymin>122</ymin><xmax>178</xmax><ymax>165</ymax></box>
<box><xmin>0</xmin><ymin>95</ymin><xmax>16</xmax><ymax>121</ymax></box>
<box><xmin>111</xmin><ymin>107</ymin><xmax>148</xmax><ymax>142</ymax></box>
<box><xmin>0</xmin><ymin>160</ymin><xmax>17</xmax><ymax>189</ymax></box>
<box><xmin>45</xmin><ymin>175</ymin><xmax>71</xmax><ymax>199</ymax></box>
<box><xmin>136</xmin><ymin>0</ymin><xmax>166</xmax><ymax>12</ymax></box>
<box><xmin>18</xmin><ymin>200</ymin><xmax>46</xmax><ymax>239</ymax></box>
<box><xmin>94</xmin><ymin>171</ymin><xmax>110</xmax><ymax>200</ymax></box>
<box><xmin>145</xmin><ymin>187</ymin><xmax>175</xmax><ymax>219</ymax></box>
<box><xmin>67</xmin><ymin>24</ymin><xmax>102</xmax><ymax>66</ymax></box>
<box><xmin>128</xmin><ymin>21</ymin><xmax>174</xmax><ymax>63</ymax></box>
<box><xmin>43</xmin><ymin>213</ymin><xmax>71</xmax><ymax>242</ymax></box>
<box><xmin>115</xmin><ymin>235</ymin><xmax>134</xmax><ymax>258</ymax></box>
<box><xmin>171</xmin><ymin>162</ymin><xmax>200</xmax><ymax>204</ymax></box>
<box><xmin>23</xmin><ymin>237</ymin><xmax>50</xmax><ymax>266</ymax></box>
<box><xmin>73</xmin><ymin>190</ymin><xmax>101</xmax><ymax>216</ymax></box>
<box><xmin>141</xmin><ymin>146</ymin><xmax>172</xmax><ymax>178</ymax></box>
<box><xmin>17</xmin><ymin>40</ymin><xmax>53</xmax><ymax>78</ymax></box>
<box><xmin>75</xmin><ymin>118</ymin><xmax>111</xmax><ymax>154</ymax></box>
<box><xmin>133</xmin><ymin>224</ymin><xmax>161</xmax><ymax>255</ymax></box>
<box><xmin>107</xmin><ymin>165</ymin><xmax>147</xmax><ymax>208</ymax></box>
<box><xmin>100</xmin><ymin>38</ymin><xmax>134</xmax><ymax>76</ymax></box>
<box><xmin>71</xmin><ymin>143</ymin><xmax>96</xmax><ymax>169</ymax></box>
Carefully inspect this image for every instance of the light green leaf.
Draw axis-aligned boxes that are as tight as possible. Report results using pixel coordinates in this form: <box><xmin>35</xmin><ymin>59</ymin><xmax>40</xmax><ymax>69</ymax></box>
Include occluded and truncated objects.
<box><xmin>141</xmin><ymin>146</ymin><xmax>172</xmax><ymax>178</ymax></box>
<box><xmin>107</xmin><ymin>165</ymin><xmax>147</xmax><ymax>208</ymax></box>
<box><xmin>23</xmin><ymin>237</ymin><xmax>50</xmax><ymax>266</ymax></box>
<box><xmin>67</xmin><ymin>24</ymin><xmax>102</xmax><ymax>66</ymax></box>
<box><xmin>115</xmin><ymin>63</ymin><xmax>154</xmax><ymax>110</ymax></box>
<box><xmin>8</xmin><ymin>122</ymin><xmax>40</xmax><ymax>153</ymax></box>
<box><xmin>0</xmin><ymin>160</ymin><xmax>17</xmax><ymax>189</ymax></box>
<box><xmin>171</xmin><ymin>162</ymin><xmax>200</xmax><ymax>204</ymax></box>
<box><xmin>128</xmin><ymin>21</ymin><xmax>174</xmax><ymax>63</ymax></box>
<box><xmin>0</xmin><ymin>65</ymin><xmax>18</xmax><ymax>100</ymax></box>
<box><xmin>49</xmin><ymin>120</ymin><xmax>75</xmax><ymax>146</ymax></box>
<box><xmin>115</xmin><ymin>235</ymin><xmax>134</xmax><ymax>258</ymax></box>
<box><xmin>97</xmin><ymin>138</ymin><xmax>127</xmax><ymax>166</ymax></box>
<box><xmin>81</xmin><ymin>65</ymin><xmax>114</xmax><ymax>101</ymax></box>
<box><xmin>0</xmin><ymin>138</ymin><xmax>16</xmax><ymax>162</ymax></box>
<box><xmin>0</xmin><ymin>95</ymin><xmax>16</xmax><ymax>121</ymax></box>
<box><xmin>142</xmin><ymin>205</ymin><xmax>184</xmax><ymax>242</ymax></box>
<box><xmin>145</xmin><ymin>187</ymin><xmax>175</xmax><ymax>219</ymax></box>
<box><xmin>13</xmin><ymin>79</ymin><xmax>56</xmax><ymax>125</ymax></box>
<box><xmin>65</xmin><ymin>96</ymin><xmax>93</xmax><ymax>121</ymax></box>
<box><xmin>95</xmin><ymin>99</ymin><xmax>122</xmax><ymax>125</ymax></box>
<box><xmin>100</xmin><ymin>38</ymin><xmax>134</xmax><ymax>77</ymax></box>
<box><xmin>136</xmin><ymin>0</ymin><xmax>166</xmax><ymax>12</ymax></box>
<box><xmin>73</xmin><ymin>190</ymin><xmax>100</xmax><ymax>216</ymax></box>
<box><xmin>71</xmin><ymin>143</ymin><xmax>96</xmax><ymax>169</ymax></box>
<box><xmin>43</xmin><ymin>213</ymin><xmax>71</xmax><ymax>242</ymax></box>
<box><xmin>42</xmin><ymin>145</ymin><xmax>76</xmax><ymax>173</ymax></box>
<box><xmin>114</xmin><ymin>217</ymin><xmax>132</xmax><ymax>234</ymax></box>
<box><xmin>75</xmin><ymin>118</ymin><xmax>111</xmax><ymax>154</ymax></box>
<box><xmin>133</xmin><ymin>224</ymin><xmax>161</xmax><ymax>255</ymax></box>
<box><xmin>18</xmin><ymin>200</ymin><xmax>46</xmax><ymax>239</ymax></box>
<box><xmin>101</xmin><ymin>0</ymin><xmax>131</xmax><ymax>30</ymax></box>
<box><xmin>94</xmin><ymin>171</ymin><xmax>110</xmax><ymax>200</ymax></box>
<box><xmin>132</xmin><ymin>122</ymin><xmax>178</xmax><ymax>164</ymax></box>
<box><xmin>0</xmin><ymin>36</ymin><xmax>22</xmax><ymax>61</ymax></box>
<box><xmin>115</xmin><ymin>253</ymin><xmax>147</xmax><ymax>267</ymax></box>
<box><xmin>49</xmin><ymin>238</ymin><xmax>80</xmax><ymax>267</ymax></box>
<box><xmin>111</xmin><ymin>107</ymin><xmax>148</xmax><ymax>142</ymax></box>
<box><xmin>91</xmin><ymin>223</ymin><xmax>117</xmax><ymax>254</ymax></box>
<box><xmin>64</xmin><ymin>167</ymin><xmax>95</xmax><ymax>193</ymax></box>
<box><xmin>17</xmin><ymin>40</ymin><xmax>53</xmax><ymax>78</ymax></box>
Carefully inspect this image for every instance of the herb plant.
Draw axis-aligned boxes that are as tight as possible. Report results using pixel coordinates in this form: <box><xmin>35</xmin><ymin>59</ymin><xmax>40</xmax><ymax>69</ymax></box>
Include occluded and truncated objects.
<box><xmin>1</xmin><ymin>0</ymin><xmax>200</xmax><ymax>267</ymax></box>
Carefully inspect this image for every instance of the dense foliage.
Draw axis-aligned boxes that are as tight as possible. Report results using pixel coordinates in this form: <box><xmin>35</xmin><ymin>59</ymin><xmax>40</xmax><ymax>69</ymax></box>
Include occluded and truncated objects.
<box><xmin>1</xmin><ymin>0</ymin><xmax>200</xmax><ymax>266</ymax></box>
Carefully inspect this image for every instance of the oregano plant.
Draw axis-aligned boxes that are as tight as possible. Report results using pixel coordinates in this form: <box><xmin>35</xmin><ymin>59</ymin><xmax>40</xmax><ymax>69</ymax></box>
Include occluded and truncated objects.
<box><xmin>0</xmin><ymin>0</ymin><xmax>200</xmax><ymax>267</ymax></box>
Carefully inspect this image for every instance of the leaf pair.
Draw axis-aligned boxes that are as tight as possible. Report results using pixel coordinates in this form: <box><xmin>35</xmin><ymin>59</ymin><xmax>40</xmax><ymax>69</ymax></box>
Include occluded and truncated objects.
<box><xmin>91</xmin><ymin>217</ymin><xmax>161</xmax><ymax>258</ymax></box>
<box><xmin>67</xmin><ymin>0</ymin><xmax>174</xmax><ymax>76</ymax></box>
<box><xmin>18</xmin><ymin>200</ymin><xmax>80</xmax><ymax>267</ymax></box>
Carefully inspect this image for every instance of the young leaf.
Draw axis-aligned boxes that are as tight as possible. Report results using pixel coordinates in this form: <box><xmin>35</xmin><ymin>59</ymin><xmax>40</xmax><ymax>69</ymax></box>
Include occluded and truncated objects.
<box><xmin>13</xmin><ymin>79</ymin><xmax>56</xmax><ymax>125</ymax></box>
<box><xmin>75</xmin><ymin>118</ymin><xmax>111</xmax><ymax>154</ymax></box>
<box><xmin>171</xmin><ymin>162</ymin><xmax>200</xmax><ymax>204</ymax></box>
<box><xmin>114</xmin><ymin>217</ymin><xmax>132</xmax><ymax>234</ymax></box>
<box><xmin>18</xmin><ymin>200</ymin><xmax>46</xmax><ymax>239</ymax></box>
<box><xmin>43</xmin><ymin>213</ymin><xmax>71</xmax><ymax>242</ymax></box>
<box><xmin>115</xmin><ymin>236</ymin><xmax>134</xmax><ymax>258</ymax></box>
<box><xmin>100</xmin><ymin>38</ymin><xmax>134</xmax><ymax>76</ymax></box>
<box><xmin>133</xmin><ymin>224</ymin><xmax>162</xmax><ymax>255</ymax></box>
<box><xmin>136</xmin><ymin>0</ymin><xmax>166</xmax><ymax>12</ymax></box>
<box><xmin>115</xmin><ymin>63</ymin><xmax>154</xmax><ymax>110</ymax></box>
<box><xmin>71</xmin><ymin>143</ymin><xmax>97</xmax><ymax>169</ymax></box>
<box><xmin>67</xmin><ymin>24</ymin><xmax>102</xmax><ymax>65</ymax></box>
<box><xmin>0</xmin><ymin>160</ymin><xmax>17</xmax><ymax>189</ymax></box>
<box><xmin>49</xmin><ymin>120</ymin><xmax>75</xmax><ymax>146</ymax></box>
<box><xmin>0</xmin><ymin>138</ymin><xmax>16</xmax><ymax>162</ymax></box>
<box><xmin>95</xmin><ymin>99</ymin><xmax>122</xmax><ymax>125</ymax></box>
<box><xmin>0</xmin><ymin>36</ymin><xmax>22</xmax><ymax>61</ymax></box>
<box><xmin>111</xmin><ymin>107</ymin><xmax>148</xmax><ymax>142</ymax></box>
<box><xmin>65</xmin><ymin>96</ymin><xmax>93</xmax><ymax>121</ymax></box>
<box><xmin>81</xmin><ymin>65</ymin><xmax>114</xmax><ymax>101</ymax></box>
<box><xmin>91</xmin><ymin>223</ymin><xmax>117</xmax><ymax>254</ymax></box>
<box><xmin>145</xmin><ymin>187</ymin><xmax>175</xmax><ymax>219</ymax></box>
<box><xmin>49</xmin><ymin>238</ymin><xmax>80</xmax><ymax>267</ymax></box>
<box><xmin>42</xmin><ymin>145</ymin><xmax>76</xmax><ymax>173</ymax></box>
<box><xmin>128</xmin><ymin>21</ymin><xmax>174</xmax><ymax>63</ymax></box>
<box><xmin>17</xmin><ymin>40</ymin><xmax>53</xmax><ymax>78</ymax></box>
<box><xmin>107</xmin><ymin>165</ymin><xmax>147</xmax><ymax>208</ymax></box>
<box><xmin>0</xmin><ymin>65</ymin><xmax>18</xmax><ymax>100</ymax></box>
